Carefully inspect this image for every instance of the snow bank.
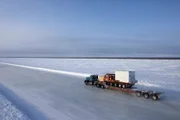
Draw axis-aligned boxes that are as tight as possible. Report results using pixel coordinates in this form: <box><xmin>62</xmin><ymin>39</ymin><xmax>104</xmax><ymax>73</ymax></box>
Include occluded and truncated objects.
<box><xmin>0</xmin><ymin>92</ymin><xmax>30</xmax><ymax>120</ymax></box>
<box><xmin>0</xmin><ymin>84</ymin><xmax>48</xmax><ymax>120</ymax></box>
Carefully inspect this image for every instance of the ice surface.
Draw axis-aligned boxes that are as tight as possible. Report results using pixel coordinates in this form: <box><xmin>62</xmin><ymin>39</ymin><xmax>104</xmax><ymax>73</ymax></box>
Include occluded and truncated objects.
<box><xmin>0</xmin><ymin>63</ymin><xmax>180</xmax><ymax>120</ymax></box>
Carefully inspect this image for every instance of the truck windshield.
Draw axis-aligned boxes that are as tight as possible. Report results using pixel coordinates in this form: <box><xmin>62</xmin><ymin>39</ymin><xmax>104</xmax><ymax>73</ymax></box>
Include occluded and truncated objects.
<box><xmin>92</xmin><ymin>75</ymin><xmax>98</xmax><ymax>79</ymax></box>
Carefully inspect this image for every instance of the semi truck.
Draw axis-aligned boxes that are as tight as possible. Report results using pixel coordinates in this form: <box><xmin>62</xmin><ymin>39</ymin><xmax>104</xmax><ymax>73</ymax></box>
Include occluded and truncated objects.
<box><xmin>85</xmin><ymin>70</ymin><xmax>137</xmax><ymax>88</ymax></box>
<box><xmin>84</xmin><ymin>70</ymin><xmax>164</xmax><ymax>100</ymax></box>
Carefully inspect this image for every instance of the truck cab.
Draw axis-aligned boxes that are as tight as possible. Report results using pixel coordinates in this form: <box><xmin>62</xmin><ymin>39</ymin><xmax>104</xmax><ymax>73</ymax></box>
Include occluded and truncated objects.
<box><xmin>84</xmin><ymin>75</ymin><xmax>98</xmax><ymax>85</ymax></box>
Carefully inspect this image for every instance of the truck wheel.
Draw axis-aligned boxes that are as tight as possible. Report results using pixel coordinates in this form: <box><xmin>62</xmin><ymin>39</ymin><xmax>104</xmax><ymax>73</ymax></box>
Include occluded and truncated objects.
<box><xmin>136</xmin><ymin>92</ymin><xmax>141</xmax><ymax>97</ymax></box>
<box><xmin>144</xmin><ymin>93</ymin><xmax>149</xmax><ymax>99</ymax></box>
<box><xmin>128</xmin><ymin>85</ymin><xmax>132</xmax><ymax>88</ymax></box>
<box><xmin>98</xmin><ymin>84</ymin><xmax>101</xmax><ymax>88</ymax></box>
<box><xmin>152</xmin><ymin>95</ymin><xmax>158</xmax><ymax>100</ymax></box>
<box><xmin>122</xmin><ymin>84</ymin><xmax>126</xmax><ymax>88</ymax></box>
<box><xmin>84</xmin><ymin>80</ymin><xmax>88</xmax><ymax>85</ymax></box>
<box><xmin>126</xmin><ymin>84</ymin><xmax>130</xmax><ymax>88</ymax></box>
<box><xmin>101</xmin><ymin>85</ymin><xmax>105</xmax><ymax>89</ymax></box>
<box><xmin>94</xmin><ymin>82</ymin><xmax>97</xmax><ymax>86</ymax></box>
<box><xmin>107</xmin><ymin>82</ymin><xmax>110</xmax><ymax>85</ymax></box>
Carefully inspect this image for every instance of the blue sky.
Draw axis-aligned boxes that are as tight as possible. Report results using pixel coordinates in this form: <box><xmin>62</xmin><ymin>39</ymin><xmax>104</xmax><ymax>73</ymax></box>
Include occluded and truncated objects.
<box><xmin>0</xmin><ymin>0</ymin><xmax>180</xmax><ymax>57</ymax></box>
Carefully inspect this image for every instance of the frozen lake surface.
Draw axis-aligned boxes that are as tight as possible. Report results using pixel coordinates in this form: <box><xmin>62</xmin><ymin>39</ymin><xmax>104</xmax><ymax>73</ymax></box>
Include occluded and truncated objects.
<box><xmin>0</xmin><ymin>58</ymin><xmax>180</xmax><ymax>120</ymax></box>
<box><xmin>0</xmin><ymin>58</ymin><xmax>180</xmax><ymax>91</ymax></box>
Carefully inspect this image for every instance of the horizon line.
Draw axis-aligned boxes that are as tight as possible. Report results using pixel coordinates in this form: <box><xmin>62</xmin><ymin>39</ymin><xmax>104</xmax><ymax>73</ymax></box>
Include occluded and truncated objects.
<box><xmin>0</xmin><ymin>56</ymin><xmax>180</xmax><ymax>60</ymax></box>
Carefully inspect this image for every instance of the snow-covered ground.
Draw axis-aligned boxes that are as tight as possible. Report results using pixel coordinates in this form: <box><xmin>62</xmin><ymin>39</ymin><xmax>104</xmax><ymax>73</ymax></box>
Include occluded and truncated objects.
<box><xmin>0</xmin><ymin>58</ymin><xmax>180</xmax><ymax>92</ymax></box>
<box><xmin>0</xmin><ymin>93</ymin><xmax>30</xmax><ymax>120</ymax></box>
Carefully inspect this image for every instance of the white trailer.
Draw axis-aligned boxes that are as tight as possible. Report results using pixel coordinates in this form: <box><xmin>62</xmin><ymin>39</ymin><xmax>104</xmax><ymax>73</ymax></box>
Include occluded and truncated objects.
<box><xmin>115</xmin><ymin>70</ymin><xmax>138</xmax><ymax>84</ymax></box>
